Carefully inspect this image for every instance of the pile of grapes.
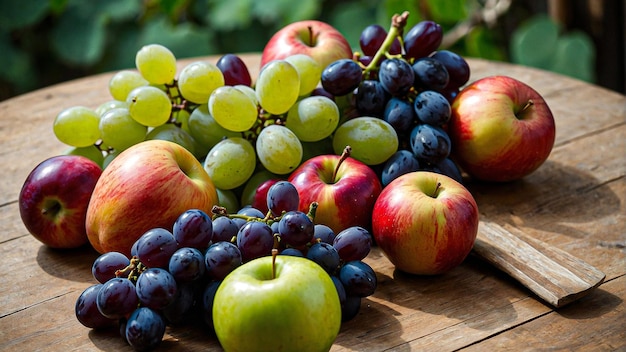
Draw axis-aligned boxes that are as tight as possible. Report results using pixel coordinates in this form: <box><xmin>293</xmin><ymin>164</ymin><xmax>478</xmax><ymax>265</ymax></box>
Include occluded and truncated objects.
<box><xmin>75</xmin><ymin>181</ymin><xmax>376</xmax><ymax>351</ymax></box>
<box><xmin>321</xmin><ymin>12</ymin><xmax>470</xmax><ymax>185</ymax></box>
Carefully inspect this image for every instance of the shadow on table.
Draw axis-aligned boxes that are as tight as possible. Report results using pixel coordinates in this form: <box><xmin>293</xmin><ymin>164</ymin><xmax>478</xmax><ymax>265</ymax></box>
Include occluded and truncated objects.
<box><xmin>465</xmin><ymin>159</ymin><xmax>622</xmax><ymax>241</ymax></box>
<box><xmin>36</xmin><ymin>243</ymin><xmax>100</xmax><ymax>282</ymax></box>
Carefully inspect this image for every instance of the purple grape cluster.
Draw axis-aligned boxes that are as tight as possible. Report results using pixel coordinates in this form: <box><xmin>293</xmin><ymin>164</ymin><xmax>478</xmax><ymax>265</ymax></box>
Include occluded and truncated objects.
<box><xmin>320</xmin><ymin>16</ymin><xmax>470</xmax><ymax>186</ymax></box>
<box><xmin>75</xmin><ymin>180</ymin><xmax>376</xmax><ymax>350</ymax></box>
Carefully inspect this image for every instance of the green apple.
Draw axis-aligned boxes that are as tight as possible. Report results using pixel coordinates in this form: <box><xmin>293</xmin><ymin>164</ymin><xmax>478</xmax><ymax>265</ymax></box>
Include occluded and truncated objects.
<box><xmin>213</xmin><ymin>255</ymin><xmax>341</xmax><ymax>352</ymax></box>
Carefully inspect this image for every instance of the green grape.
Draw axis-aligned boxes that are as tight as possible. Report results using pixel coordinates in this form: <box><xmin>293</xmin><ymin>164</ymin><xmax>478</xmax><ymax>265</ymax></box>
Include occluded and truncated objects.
<box><xmin>178</xmin><ymin>61</ymin><xmax>225</xmax><ymax>104</ymax></box>
<box><xmin>256</xmin><ymin>124</ymin><xmax>303</xmax><ymax>175</ymax></box>
<box><xmin>285</xmin><ymin>54</ymin><xmax>322</xmax><ymax>96</ymax></box>
<box><xmin>255</xmin><ymin>60</ymin><xmax>300</xmax><ymax>115</ymax></box>
<box><xmin>64</xmin><ymin>145</ymin><xmax>105</xmax><ymax>167</ymax></box>
<box><xmin>203</xmin><ymin>137</ymin><xmax>256</xmax><ymax>190</ymax></box>
<box><xmin>285</xmin><ymin>96</ymin><xmax>339</xmax><ymax>142</ymax></box>
<box><xmin>99</xmin><ymin>108</ymin><xmax>147</xmax><ymax>152</ymax></box>
<box><xmin>95</xmin><ymin>100</ymin><xmax>129</xmax><ymax>117</ymax></box>
<box><xmin>108</xmin><ymin>70</ymin><xmax>148</xmax><ymax>101</ymax></box>
<box><xmin>145</xmin><ymin>123</ymin><xmax>197</xmax><ymax>156</ymax></box>
<box><xmin>216</xmin><ymin>188</ymin><xmax>240</xmax><ymax>213</ymax></box>
<box><xmin>172</xmin><ymin>108</ymin><xmax>191</xmax><ymax>133</ymax></box>
<box><xmin>188</xmin><ymin>105</ymin><xmax>239</xmax><ymax>151</ymax></box>
<box><xmin>126</xmin><ymin>85</ymin><xmax>172</xmax><ymax>127</ymax></box>
<box><xmin>135</xmin><ymin>44</ymin><xmax>177</xmax><ymax>85</ymax></box>
<box><xmin>234</xmin><ymin>85</ymin><xmax>258</xmax><ymax>105</ymax></box>
<box><xmin>332</xmin><ymin>117</ymin><xmax>399</xmax><ymax>165</ymax></box>
<box><xmin>208</xmin><ymin>86</ymin><xmax>258</xmax><ymax>132</ymax></box>
<box><xmin>53</xmin><ymin>106</ymin><xmax>101</xmax><ymax>147</ymax></box>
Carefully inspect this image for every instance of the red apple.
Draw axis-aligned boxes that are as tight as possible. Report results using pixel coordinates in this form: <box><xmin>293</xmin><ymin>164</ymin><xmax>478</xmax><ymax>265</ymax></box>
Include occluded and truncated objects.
<box><xmin>448</xmin><ymin>75</ymin><xmax>556</xmax><ymax>182</ymax></box>
<box><xmin>19</xmin><ymin>155</ymin><xmax>102</xmax><ymax>248</ymax></box>
<box><xmin>371</xmin><ymin>171</ymin><xmax>479</xmax><ymax>275</ymax></box>
<box><xmin>288</xmin><ymin>147</ymin><xmax>382</xmax><ymax>234</ymax></box>
<box><xmin>86</xmin><ymin>140</ymin><xmax>218</xmax><ymax>256</ymax></box>
<box><xmin>261</xmin><ymin>20</ymin><xmax>353</xmax><ymax>70</ymax></box>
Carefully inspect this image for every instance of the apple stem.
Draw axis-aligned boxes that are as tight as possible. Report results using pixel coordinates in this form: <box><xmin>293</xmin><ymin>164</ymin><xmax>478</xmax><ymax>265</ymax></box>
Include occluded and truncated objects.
<box><xmin>307</xmin><ymin>26</ymin><xmax>315</xmax><ymax>46</ymax></box>
<box><xmin>433</xmin><ymin>182</ymin><xmax>442</xmax><ymax>197</ymax></box>
<box><xmin>517</xmin><ymin>99</ymin><xmax>534</xmax><ymax>118</ymax></box>
<box><xmin>271</xmin><ymin>248</ymin><xmax>278</xmax><ymax>280</ymax></box>
<box><xmin>307</xmin><ymin>202</ymin><xmax>318</xmax><ymax>222</ymax></box>
<box><xmin>332</xmin><ymin>145</ymin><xmax>352</xmax><ymax>182</ymax></box>
<box><xmin>363</xmin><ymin>11</ymin><xmax>410</xmax><ymax>77</ymax></box>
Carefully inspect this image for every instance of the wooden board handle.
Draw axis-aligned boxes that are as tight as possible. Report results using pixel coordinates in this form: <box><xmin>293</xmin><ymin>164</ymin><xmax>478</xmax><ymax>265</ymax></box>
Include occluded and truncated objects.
<box><xmin>473</xmin><ymin>221</ymin><xmax>606</xmax><ymax>308</ymax></box>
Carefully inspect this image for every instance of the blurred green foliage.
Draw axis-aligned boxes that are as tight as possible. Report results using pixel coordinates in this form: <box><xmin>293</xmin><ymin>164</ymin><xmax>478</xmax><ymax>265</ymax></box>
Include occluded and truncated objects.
<box><xmin>0</xmin><ymin>0</ymin><xmax>594</xmax><ymax>100</ymax></box>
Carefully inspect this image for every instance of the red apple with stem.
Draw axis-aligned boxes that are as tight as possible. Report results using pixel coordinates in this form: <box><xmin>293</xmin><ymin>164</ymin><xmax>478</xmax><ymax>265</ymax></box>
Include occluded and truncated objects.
<box><xmin>261</xmin><ymin>20</ymin><xmax>353</xmax><ymax>70</ymax></box>
<box><xmin>288</xmin><ymin>146</ymin><xmax>382</xmax><ymax>234</ymax></box>
<box><xmin>86</xmin><ymin>140</ymin><xmax>218</xmax><ymax>256</ymax></box>
<box><xmin>19</xmin><ymin>155</ymin><xmax>102</xmax><ymax>248</ymax></box>
<box><xmin>448</xmin><ymin>75</ymin><xmax>556</xmax><ymax>182</ymax></box>
<box><xmin>371</xmin><ymin>171</ymin><xmax>479</xmax><ymax>275</ymax></box>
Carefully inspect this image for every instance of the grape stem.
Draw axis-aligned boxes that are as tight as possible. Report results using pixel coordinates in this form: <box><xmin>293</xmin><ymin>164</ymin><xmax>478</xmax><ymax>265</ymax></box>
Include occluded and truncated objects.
<box><xmin>363</xmin><ymin>11</ymin><xmax>410</xmax><ymax>78</ymax></box>
<box><xmin>307</xmin><ymin>202</ymin><xmax>318</xmax><ymax>222</ymax></box>
<box><xmin>332</xmin><ymin>145</ymin><xmax>352</xmax><ymax>182</ymax></box>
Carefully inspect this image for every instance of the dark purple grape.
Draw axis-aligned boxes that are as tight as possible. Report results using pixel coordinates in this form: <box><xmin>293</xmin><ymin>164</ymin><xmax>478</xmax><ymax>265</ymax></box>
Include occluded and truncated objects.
<box><xmin>204</xmin><ymin>241</ymin><xmax>243</xmax><ymax>280</ymax></box>
<box><xmin>125</xmin><ymin>307</ymin><xmax>166</xmax><ymax>351</ymax></box>
<box><xmin>266</xmin><ymin>180</ymin><xmax>300</xmax><ymax>216</ymax></box>
<box><xmin>236</xmin><ymin>221</ymin><xmax>274</xmax><ymax>262</ymax></box>
<box><xmin>331</xmin><ymin>276</ymin><xmax>347</xmax><ymax>308</ymax></box>
<box><xmin>202</xmin><ymin>280</ymin><xmax>221</xmax><ymax>328</ymax></box>
<box><xmin>355</xmin><ymin>79</ymin><xmax>388</xmax><ymax>117</ymax></box>
<box><xmin>357</xmin><ymin>55</ymin><xmax>374</xmax><ymax>68</ymax></box>
<box><xmin>172</xmin><ymin>209</ymin><xmax>213</xmax><ymax>250</ymax></box>
<box><xmin>162</xmin><ymin>282</ymin><xmax>196</xmax><ymax>325</ymax></box>
<box><xmin>92</xmin><ymin>251</ymin><xmax>130</xmax><ymax>284</ymax></box>
<box><xmin>381</xmin><ymin>150</ymin><xmax>420</xmax><ymax>186</ymax></box>
<box><xmin>321</xmin><ymin>59</ymin><xmax>363</xmax><ymax>96</ymax></box>
<box><xmin>134</xmin><ymin>228</ymin><xmax>178</xmax><ymax>269</ymax></box>
<box><xmin>279</xmin><ymin>248</ymin><xmax>304</xmax><ymax>257</ymax></box>
<box><xmin>306</xmin><ymin>242</ymin><xmax>341</xmax><ymax>274</ymax></box>
<box><xmin>168</xmin><ymin>247</ymin><xmax>206</xmax><ymax>282</ymax></box>
<box><xmin>342</xmin><ymin>295</ymin><xmax>361</xmax><ymax>322</ymax></box>
<box><xmin>216</xmin><ymin>53</ymin><xmax>252</xmax><ymax>86</ymax></box>
<box><xmin>412</xmin><ymin>57</ymin><xmax>449</xmax><ymax>91</ymax></box>
<box><xmin>424</xmin><ymin>157</ymin><xmax>464</xmax><ymax>184</ymax></box>
<box><xmin>359</xmin><ymin>24</ymin><xmax>401</xmax><ymax>56</ymax></box>
<box><xmin>75</xmin><ymin>284</ymin><xmax>116</xmax><ymax>329</ymax></box>
<box><xmin>409</xmin><ymin>124</ymin><xmax>451</xmax><ymax>164</ymax></box>
<box><xmin>278</xmin><ymin>211</ymin><xmax>315</xmax><ymax>247</ymax></box>
<box><xmin>413</xmin><ymin>90</ymin><xmax>451</xmax><ymax>126</ymax></box>
<box><xmin>404</xmin><ymin>21</ymin><xmax>443</xmax><ymax>60</ymax></box>
<box><xmin>211</xmin><ymin>216</ymin><xmax>239</xmax><ymax>243</ymax></box>
<box><xmin>313</xmin><ymin>224</ymin><xmax>336</xmax><ymax>244</ymax></box>
<box><xmin>96</xmin><ymin>277</ymin><xmax>140</xmax><ymax>319</ymax></box>
<box><xmin>310</xmin><ymin>86</ymin><xmax>335</xmax><ymax>101</ymax></box>
<box><xmin>135</xmin><ymin>268</ymin><xmax>178</xmax><ymax>310</ymax></box>
<box><xmin>430</xmin><ymin>50</ymin><xmax>470</xmax><ymax>88</ymax></box>
<box><xmin>332</xmin><ymin>226</ymin><xmax>372</xmax><ymax>262</ymax></box>
<box><xmin>384</xmin><ymin>97</ymin><xmax>416</xmax><ymax>134</ymax></box>
<box><xmin>378</xmin><ymin>58</ymin><xmax>415</xmax><ymax>96</ymax></box>
<box><xmin>237</xmin><ymin>206</ymin><xmax>265</xmax><ymax>219</ymax></box>
<box><xmin>339</xmin><ymin>261</ymin><xmax>377</xmax><ymax>297</ymax></box>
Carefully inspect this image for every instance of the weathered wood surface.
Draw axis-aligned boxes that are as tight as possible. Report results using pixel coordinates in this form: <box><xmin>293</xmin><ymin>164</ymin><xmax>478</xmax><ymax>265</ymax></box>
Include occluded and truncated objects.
<box><xmin>0</xmin><ymin>54</ymin><xmax>624</xmax><ymax>351</ymax></box>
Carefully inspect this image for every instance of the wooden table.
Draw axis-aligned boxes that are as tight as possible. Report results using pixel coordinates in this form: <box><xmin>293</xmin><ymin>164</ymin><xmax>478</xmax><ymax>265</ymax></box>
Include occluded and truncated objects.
<box><xmin>1</xmin><ymin>54</ymin><xmax>624</xmax><ymax>351</ymax></box>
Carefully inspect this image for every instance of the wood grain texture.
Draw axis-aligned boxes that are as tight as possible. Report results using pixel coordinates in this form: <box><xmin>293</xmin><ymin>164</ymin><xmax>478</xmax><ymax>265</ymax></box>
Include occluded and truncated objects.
<box><xmin>0</xmin><ymin>55</ymin><xmax>624</xmax><ymax>351</ymax></box>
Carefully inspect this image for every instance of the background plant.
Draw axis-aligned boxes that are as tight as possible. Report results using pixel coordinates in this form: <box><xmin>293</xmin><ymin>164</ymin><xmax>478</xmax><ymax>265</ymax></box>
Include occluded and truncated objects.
<box><xmin>0</xmin><ymin>0</ymin><xmax>606</xmax><ymax>101</ymax></box>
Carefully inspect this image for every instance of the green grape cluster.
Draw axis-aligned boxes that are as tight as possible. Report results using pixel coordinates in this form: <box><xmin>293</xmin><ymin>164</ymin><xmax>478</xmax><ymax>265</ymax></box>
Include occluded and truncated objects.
<box><xmin>53</xmin><ymin>44</ymin><xmax>351</xmax><ymax>212</ymax></box>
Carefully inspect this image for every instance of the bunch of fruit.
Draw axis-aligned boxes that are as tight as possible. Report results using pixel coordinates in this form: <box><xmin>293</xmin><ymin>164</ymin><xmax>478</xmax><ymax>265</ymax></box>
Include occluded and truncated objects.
<box><xmin>75</xmin><ymin>180</ymin><xmax>376</xmax><ymax>351</ymax></box>
<box><xmin>319</xmin><ymin>12</ymin><xmax>469</xmax><ymax>186</ymax></box>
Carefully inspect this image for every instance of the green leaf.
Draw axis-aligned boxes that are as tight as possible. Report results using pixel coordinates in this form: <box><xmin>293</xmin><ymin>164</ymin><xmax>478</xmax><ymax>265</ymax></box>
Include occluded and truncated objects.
<box><xmin>0</xmin><ymin>0</ymin><xmax>49</xmax><ymax>30</ymax></box>
<box><xmin>0</xmin><ymin>33</ymin><xmax>37</xmax><ymax>93</ymax></box>
<box><xmin>549</xmin><ymin>31</ymin><xmax>595</xmax><ymax>82</ymax></box>
<box><xmin>328</xmin><ymin>2</ymin><xmax>378</xmax><ymax>51</ymax></box>
<box><xmin>424</xmin><ymin>0</ymin><xmax>467</xmax><ymax>24</ymax></box>
<box><xmin>510</xmin><ymin>14</ymin><xmax>560</xmax><ymax>69</ymax></box>
<box><xmin>206</xmin><ymin>0</ymin><xmax>254</xmax><ymax>31</ymax></box>
<box><xmin>50</xmin><ymin>5</ymin><xmax>107</xmax><ymax>66</ymax></box>
<box><xmin>138</xmin><ymin>16</ymin><xmax>217</xmax><ymax>59</ymax></box>
<box><xmin>464</xmin><ymin>26</ymin><xmax>506</xmax><ymax>61</ymax></box>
